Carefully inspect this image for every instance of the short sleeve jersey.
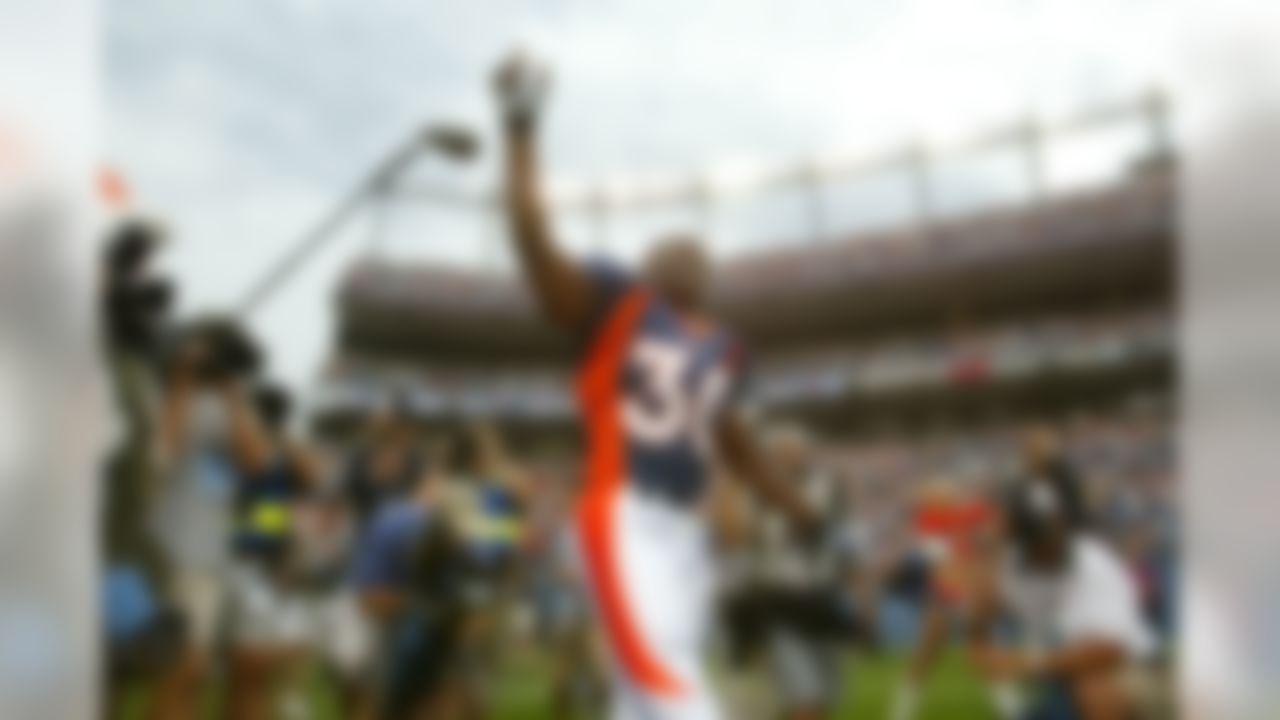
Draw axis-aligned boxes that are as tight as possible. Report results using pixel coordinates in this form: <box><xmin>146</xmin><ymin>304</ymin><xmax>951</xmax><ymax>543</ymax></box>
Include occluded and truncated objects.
<box><xmin>574</xmin><ymin>261</ymin><xmax>746</xmax><ymax>506</ymax></box>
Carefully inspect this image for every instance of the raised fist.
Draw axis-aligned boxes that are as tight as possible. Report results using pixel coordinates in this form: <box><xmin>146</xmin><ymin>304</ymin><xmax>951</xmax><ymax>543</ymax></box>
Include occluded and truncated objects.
<box><xmin>493</xmin><ymin>50</ymin><xmax>551</xmax><ymax>131</ymax></box>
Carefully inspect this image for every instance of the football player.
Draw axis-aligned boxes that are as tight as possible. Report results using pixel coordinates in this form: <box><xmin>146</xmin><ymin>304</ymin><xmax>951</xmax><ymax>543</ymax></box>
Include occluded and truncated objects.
<box><xmin>493</xmin><ymin>51</ymin><xmax>819</xmax><ymax>720</ymax></box>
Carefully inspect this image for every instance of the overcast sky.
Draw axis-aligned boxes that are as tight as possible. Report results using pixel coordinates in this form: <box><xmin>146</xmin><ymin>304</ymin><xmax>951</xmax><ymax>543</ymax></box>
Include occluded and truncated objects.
<box><xmin>105</xmin><ymin>0</ymin><xmax>1182</xmax><ymax>389</ymax></box>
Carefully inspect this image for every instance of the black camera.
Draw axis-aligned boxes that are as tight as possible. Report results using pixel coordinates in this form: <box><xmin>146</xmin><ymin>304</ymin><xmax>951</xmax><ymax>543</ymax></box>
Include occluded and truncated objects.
<box><xmin>102</xmin><ymin>219</ymin><xmax>174</xmax><ymax>355</ymax></box>
<box><xmin>173</xmin><ymin>315</ymin><xmax>264</xmax><ymax>384</ymax></box>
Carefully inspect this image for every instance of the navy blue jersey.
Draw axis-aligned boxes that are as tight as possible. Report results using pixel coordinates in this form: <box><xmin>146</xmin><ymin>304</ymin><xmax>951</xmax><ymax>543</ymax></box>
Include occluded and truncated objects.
<box><xmin>575</xmin><ymin>261</ymin><xmax>745</xmax><ymax>506</ymax></box>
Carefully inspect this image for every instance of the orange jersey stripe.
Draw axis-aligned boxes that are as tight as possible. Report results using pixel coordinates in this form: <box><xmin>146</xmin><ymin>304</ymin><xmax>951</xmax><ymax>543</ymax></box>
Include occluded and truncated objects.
<box><xmin>574</xmin><ymin>289</ymin><xmax>686</xmax><ymax>697</ymax></box>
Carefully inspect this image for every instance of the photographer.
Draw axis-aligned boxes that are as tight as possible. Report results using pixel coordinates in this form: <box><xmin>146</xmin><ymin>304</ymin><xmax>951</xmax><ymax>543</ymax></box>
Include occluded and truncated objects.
<box><xmin>144</xmin><ymin>319</ymin><xmax>306</xmax><ymax>720</ymax></box>
<box><xmin>221</xmin><ymin>380</ymin><xmax>322</xmax><ymax>720</ymax></box>
<box><xmin>1008</xmin><ymin>426</ymin><xmax>1089</xmax><ymax>535</ymax></box>
<box><xmin>99</xmin><ymin>219</ymin><xmax>188</xmax><ymax>716</ymax></box>
<box><xmin>967</xmin><ymin>481</ymin><xmax>1155</xmax><ymax>720</ymax></box>
<box><xmin>100</xmin><ymin>218</ymin><xmax>173</xmax><ymax>593</ymax></box>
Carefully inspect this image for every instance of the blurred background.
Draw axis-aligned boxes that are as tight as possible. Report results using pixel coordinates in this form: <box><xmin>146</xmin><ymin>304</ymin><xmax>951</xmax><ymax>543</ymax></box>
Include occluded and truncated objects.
<box><xmin>17</xmin><ymin>0</ymin><xmax>1280</xmax><ymax>718</ymax></box>
<box><xmin>91</xmin><ymin>2</ymin><xmax>1181</xmax><ymax>718</ymax></box>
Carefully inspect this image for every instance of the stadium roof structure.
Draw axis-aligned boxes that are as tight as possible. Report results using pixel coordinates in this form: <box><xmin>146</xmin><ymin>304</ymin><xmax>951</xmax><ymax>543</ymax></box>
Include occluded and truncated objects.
<box><xmin>308</xmin><ymin>94</ymin><xmax>1176</xmax><ymax>436</ymax></box>
<box><xmin>335</xmin><ymin>166</ymin><xmax>1173</xmax><ymax>364</ymax></box>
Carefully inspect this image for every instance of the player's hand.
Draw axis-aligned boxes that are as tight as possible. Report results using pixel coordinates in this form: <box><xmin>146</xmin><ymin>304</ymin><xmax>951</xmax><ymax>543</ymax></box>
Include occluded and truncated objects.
<box><xmin>493</xmin><ymin>50</ymin><xmax>551</xmax><ymax>132</ymax></box>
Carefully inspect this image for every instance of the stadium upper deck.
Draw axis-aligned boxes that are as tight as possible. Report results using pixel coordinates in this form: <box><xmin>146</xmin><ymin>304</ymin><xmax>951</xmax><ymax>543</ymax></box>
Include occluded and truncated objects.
<box><xmin>314</xmin><ymin>165</ymin><xmax>1173</xmax><ymax>436</ymax></box>
<box><xmin>334</xmin><ymin>166</ymin><xmax>1172</xmax><ymax>363</ymax></box>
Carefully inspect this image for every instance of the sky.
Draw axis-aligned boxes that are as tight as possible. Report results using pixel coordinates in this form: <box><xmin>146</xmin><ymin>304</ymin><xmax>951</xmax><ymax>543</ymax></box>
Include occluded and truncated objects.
<box><xmin>105</xmin><ymin>0</ymin><xmax>1182</xmax><ymax>389</ymax></box>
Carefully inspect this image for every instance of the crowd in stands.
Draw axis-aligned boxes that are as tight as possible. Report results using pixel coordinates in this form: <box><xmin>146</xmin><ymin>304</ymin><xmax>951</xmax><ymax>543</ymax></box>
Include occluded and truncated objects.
<box><xmin>319</xmin><ymin>308</ymin><xmax>1172</xmax><ymax>420</ymax></box>
<box><xmin>341</xmin><ymin>170</ymin><xmax>1172</xmax><ymax>317</ymax></box>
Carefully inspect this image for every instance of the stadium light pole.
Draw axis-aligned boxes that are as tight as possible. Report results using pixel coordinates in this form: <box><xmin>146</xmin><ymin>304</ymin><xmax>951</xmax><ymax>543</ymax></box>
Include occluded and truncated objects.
<box><xmin>1024</xmin><ymin>117</ymin><xmax>1046</xmax><ymax>205</ymax></box>
<box><xmin>588</xmin><ymin>190</ymin><xmax>610</xmax><ymax>254</ymax></box>
<box><xmin>366</xmin><ymin>172</ymin><xmax>398</xmax><ymax>258</ymax></box>
<box><xmin>690</xmin><ymin>177</ymin><xmax>716</xmax><ymax>252</ymax></box>
<box><xmin>1144</xmin><ymin>89</ymin><xmax>1173</xmax><ymax>162</ymax></box>
<box><xmin>237</xmin><ymin>122</ymin><xmax>479</xmax><ymax>316</ymax></box>
<box><xmin>796</xmin><ymin>163</ymin><xmax>826</xmax><ymax>245</ymax></box>
<box><xmin>906</xmin><ymin>142</ymin><xmax>934</xmax><ymax>234</ymax></box>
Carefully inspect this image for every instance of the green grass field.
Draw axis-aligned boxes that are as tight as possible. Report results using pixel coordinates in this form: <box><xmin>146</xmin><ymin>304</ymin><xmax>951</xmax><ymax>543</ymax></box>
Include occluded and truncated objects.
<box><xmin>490</xmin><ymin>649</ymin><xmax>994</xmax><ymax>719</ymax></box>
<box><xmin>119</xmin><ymin>648</ymin><xmax>995</xmax><ymax>719</ymax></box>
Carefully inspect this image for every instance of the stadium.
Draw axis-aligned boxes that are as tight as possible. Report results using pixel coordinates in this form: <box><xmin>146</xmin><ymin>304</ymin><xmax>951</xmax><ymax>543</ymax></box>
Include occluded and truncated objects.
<box><xmin>90</xmin><ymin>3</ymin><xmax>1185</xmax><ymax>714</ymax></box>
<box><xmin>277</xmin><ymin>95</ymin><xmax>1177</xmax><ymax>718</ymax></box>
<box><xmin>316</xmin><ymin>96</ymin><xmax>1174</xmax><ymax>441</ymax></box>
<box><xmin>23</xmin><ymin>0</ymin><xmax>1280</xmax><ymax>717</ymax></box>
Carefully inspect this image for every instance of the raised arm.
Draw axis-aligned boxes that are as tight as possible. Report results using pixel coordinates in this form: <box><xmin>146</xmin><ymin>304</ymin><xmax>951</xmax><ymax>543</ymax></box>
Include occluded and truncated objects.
<box><xmin>495</xmin><ymin>53</ymin><xmax>594</xmax><ymax>329</ymax></box>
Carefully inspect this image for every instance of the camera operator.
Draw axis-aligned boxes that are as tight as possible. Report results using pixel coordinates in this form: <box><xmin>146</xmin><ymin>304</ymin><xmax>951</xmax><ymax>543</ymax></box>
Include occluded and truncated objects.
<box><xmin>144</xmin><ymin>319</ymin><xmax>315</xmax><ymax>720</ymax></box>
<box><xmin>100</xmin><ymin>218</ymin><xmax>173</xmax><ymax>593</ymax></box>
<box><xmin>98</xmin><ymin>219</ymin><xmax>188</xmax><ymax>716</ymax></box>
<box><xmin>141</xmin><ymin>335</ymin><xmax>237</xmax><ymax>720</ymax></box>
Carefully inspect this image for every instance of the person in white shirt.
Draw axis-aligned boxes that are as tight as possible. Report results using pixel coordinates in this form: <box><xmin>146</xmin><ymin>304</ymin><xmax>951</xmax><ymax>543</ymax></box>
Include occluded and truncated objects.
<box><xmin>968</xmin><ymin>480</ymin><xmax>1155</xmax><ymax>720</ymax></box>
